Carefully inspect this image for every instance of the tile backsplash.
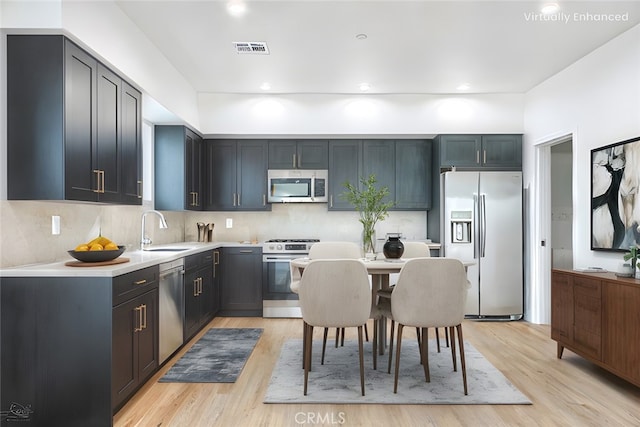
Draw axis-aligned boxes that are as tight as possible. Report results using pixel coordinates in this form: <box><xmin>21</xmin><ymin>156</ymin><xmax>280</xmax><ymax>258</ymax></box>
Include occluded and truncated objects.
<box><xmin>0</xmin><ymin>201</ymin><xmax>427</xmax><ymax>268</ymax></box>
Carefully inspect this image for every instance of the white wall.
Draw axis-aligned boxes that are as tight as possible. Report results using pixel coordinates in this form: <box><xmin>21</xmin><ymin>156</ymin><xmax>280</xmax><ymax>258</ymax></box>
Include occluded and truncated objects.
<box><xmin>198</xmin><ymin>93</ymin><xmax>524</xmax><ymax>136</ymax></box>
<box><xmin>523</xmin><ymin>24</ymin><xmax>640</xmax><ymax>323</ymax></box>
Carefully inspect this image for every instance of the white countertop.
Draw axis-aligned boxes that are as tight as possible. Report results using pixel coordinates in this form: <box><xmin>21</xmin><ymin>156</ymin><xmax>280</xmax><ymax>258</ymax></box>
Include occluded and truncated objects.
<box><xmin>0</xmin><ymin>242</ymin><xmax>262</xmax><ymax>278</ymax></box>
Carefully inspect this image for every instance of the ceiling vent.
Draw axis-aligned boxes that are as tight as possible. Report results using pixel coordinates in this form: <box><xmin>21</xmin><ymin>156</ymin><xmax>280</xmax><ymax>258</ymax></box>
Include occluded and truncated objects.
<box><xmin>233</xmin><ymin>41</ymin><xmax>270</xmax><ymax>55</ymax></box>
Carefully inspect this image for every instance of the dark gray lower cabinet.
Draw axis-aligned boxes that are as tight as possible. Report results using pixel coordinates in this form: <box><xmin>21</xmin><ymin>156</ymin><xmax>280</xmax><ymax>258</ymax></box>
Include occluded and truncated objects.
<box><xmin>111</xmin><ymin>266</ymin><xmax>159</xmax><ymax>411</ymax></box>
<box><xmin>112</xmin><ymin>288</ymin><xmax>158</xmax><ymax>410</ymax></box>
<box><xmin>219</xmin><ymin>247</ymin><xmax>263</xmax><ymax>316</ymax></box>
<box><xmin>1</xmin><ymin>276</ymin><xmax>113</xmax><ymax>426</ymax></box>
<box><xmin>0</xmin><ymin>266</ymin><xmax>159</xmax><ymax>426</ymax></box>
<box><xmin>184</xmin><ymin>251</ymin><xmax>215</xmax><ymax>341</ymax></box>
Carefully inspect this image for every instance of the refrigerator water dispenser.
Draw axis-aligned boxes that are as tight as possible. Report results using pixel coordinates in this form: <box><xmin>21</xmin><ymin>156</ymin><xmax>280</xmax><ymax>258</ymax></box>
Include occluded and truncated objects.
<box><xmin>450</xmin><ymin>210</ymin><xmax>472</xmax><ymax>243</ymax></box>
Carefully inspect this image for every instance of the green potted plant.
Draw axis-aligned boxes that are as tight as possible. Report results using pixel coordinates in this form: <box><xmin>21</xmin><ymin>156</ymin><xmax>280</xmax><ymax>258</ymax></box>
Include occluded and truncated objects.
<box><xmin>341</xmin><ymin>174</ymin><xmax>394</xmax><ymax>256</ymax></box>
<box><xmin>623</xmin><ymin>245</ymin><xmax>640</xmax><ymax>277</ymax></box>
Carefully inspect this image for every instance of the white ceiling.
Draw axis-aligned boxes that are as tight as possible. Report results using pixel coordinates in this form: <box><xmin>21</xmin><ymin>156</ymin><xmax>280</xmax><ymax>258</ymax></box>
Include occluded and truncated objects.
<box><xmin>116</xmin><ymin>0</ymin><xmax>640</xmax><ymax>95</ymax></box>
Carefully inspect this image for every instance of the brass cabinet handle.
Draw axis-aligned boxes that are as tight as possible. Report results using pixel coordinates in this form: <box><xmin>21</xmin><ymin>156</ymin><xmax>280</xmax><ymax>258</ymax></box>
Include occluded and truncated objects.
<box><xmin>483</xmin><ymin>150</ymin><xmax>487</xmax><ymax>164</ymax></box>
<box><xmin>93</xmin><ymin>170</ymin><xmax>101</xmax><ymax>193</ymax></box>
<box><xmin>141</xmin><ymin>304</ymin><xmax>147</xmax><ymax>330</ymax></box>
<box><xmin>476</xmin><ymin>151</ymin><xmax>480</xmax><ymax>164</ymax></box>
<box><xmin>137</xmin><ymin>180</ymin><xmax>143</xmax><ymax>198</ymax></box>
<box><xmin>238</xmin><ymin>193</ymin><xmax>241</xmax><ymax>206</ymax></box>
<box><xmin>134</xmin><ymin>279</ymin><xmax>147</xmax><ymax>285</ymax></box>
<box><xmin>134</xmin><ymin>305</ymin><xmax>143</xmax><ymax>332</ymax></box>
<box><xmin>233</xmin><ymin>193</ymin><xmax>237</xmax><ymax>206</ymax></box>
<box><xmin>330</xmin><ymin>195</ymin><xmax>333</xmax><ymax>208</ymax></box>
<box><xmin>193</xmin><ymin>278</ymin><xmax>198</xmax><ymax>296</ymax></box>
<box><xmin>199</xmin><ymin>277</ymin><xmax>203</xmax><ymax>295</ymax></box>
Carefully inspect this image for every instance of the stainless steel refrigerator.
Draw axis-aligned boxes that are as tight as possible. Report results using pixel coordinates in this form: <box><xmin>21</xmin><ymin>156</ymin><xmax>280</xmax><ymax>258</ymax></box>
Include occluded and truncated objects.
<box><xmin>441</xmin><ymin>171</ymin><xmax>523</xmax><ymax>319</ymax></box>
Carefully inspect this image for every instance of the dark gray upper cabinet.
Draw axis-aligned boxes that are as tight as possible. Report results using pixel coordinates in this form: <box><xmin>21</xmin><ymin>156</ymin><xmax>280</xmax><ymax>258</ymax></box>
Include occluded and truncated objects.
<box><xmin>204</xmin><ymin>140</ymin><xmax>270</xmax><ymax>211</ymax></box>
<box><xmin>185</xmin><ymin>129</ymin><xmax>203</xmax><ymax>210</ymax></box>
<box><xmin>395</xmin><ymin>140</ymin><xmax>432</xmax><ymax>210</ymax></box>
<box><xmin>7</xmin><ymin>35</ymin><xmax>142</xmax><ymax>204</ymax></box>
<box><xmin>481</xmin><ymin>135</ymin><xmax>523</xmax><ymax>169</ymax></box>
<box><xmin>438</xmin><ymin>134</ymin><xmax>522</xmax><ymax>170</ymax></box>
<box><xmin>363</xmin><ymin>140</ymin><xmax>396</xmax><ymax>206</ymax></box>
<box><xmin>268</xmin><ymin>140</ymin><xmax>329</xmax><ymax>169</ymax></box>
<box><xmin>120</xmin><ymin>82</ymin><xmax>143</xmax><ymax>204</ymax></box>
<box><xmin>329</xmin><ymin>140</ymin><xmax>431</xmax><ymax>211</ymax></box>
<box><xmin>328</xmin><ymin>140</ymin><xmax>362</xmax><ymax>210</ymax></box>
<box><xmin>154</xmin><ymin>125</ymin><xmax>203</xmax><ymax>211</ymax></box>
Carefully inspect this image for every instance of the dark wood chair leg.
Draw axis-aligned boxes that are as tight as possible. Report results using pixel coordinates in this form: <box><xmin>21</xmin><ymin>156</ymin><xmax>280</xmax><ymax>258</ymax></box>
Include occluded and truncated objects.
<box><xmin>449</xmin><ymin>325</ymin><xmax>457</xmax><ymax>372</ymax></box>
<box><xmin>302</xmin><ymin>321</ymin><xmax>307</xmax><ymax>369</ymax></box>
<box><xmin>421</xmin><ymin>327</ymin><xmax>430</xmax><ymax>382</ymax></box>
<box><xmin>456</xmin><ymin>324</ymin><xmax>468</xmax><ymax>395</ymax></box>
<box><xmin>321</xmin><ymin>327</ymin><xmax>329</xmax><ymax>365</ymax></box>
<box><xmin>372</xmin><ymin>318</ymin><xmax>378</xmax><ymax>370</ymax></box>
<box><xmin>387</xmin><ymin>319</ymin><xmax>395</xmax><ymax>374</ymax></box>
<box><xmin>358</xmin><ymin>325</ymin><xmax>365</xmax><ymax>396</ymax></box>
<box><xmin>304</xmin><ymin>323</ymin><xmax>314</xmax><ymax>395</ymax></box>
<box><xmin>416</xmin><ymin>327</ymin><xmax>422</xmax><ymax>364</ymax></box>
<box><xmin>393</xmin><ymin>324</ymin><xmax>404</xmax><ymax>393</ymax></box>
<box><xmin>365</xmin><ymin>323</ymin><xmax>369</xmax><ymax>342</ymax></box>
<box><xmin>445</xmin><ymin>326</ymin><xmax>450</xmax><ymax>347</ymax></box>
<box><xmin>335</xmin><ymin>328</ymin><xmax>340</xmax><ymax>348</ymax></box>
<box><xmin>435</xmin><ymin>327</ymin><xmax>441</xmax><ymax>352</ymax></box>
<box><xmin>341</xmin><ymin>328</ymin><xmax>345</xmax><ymax>346</ymax></box>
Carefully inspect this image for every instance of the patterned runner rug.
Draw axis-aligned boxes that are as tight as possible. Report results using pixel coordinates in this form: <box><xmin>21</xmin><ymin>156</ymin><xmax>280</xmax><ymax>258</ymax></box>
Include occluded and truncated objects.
<box><xmin>160</xmin><ymin>328</ymin><xmax>262</xmax><ymax>383</ymax></box>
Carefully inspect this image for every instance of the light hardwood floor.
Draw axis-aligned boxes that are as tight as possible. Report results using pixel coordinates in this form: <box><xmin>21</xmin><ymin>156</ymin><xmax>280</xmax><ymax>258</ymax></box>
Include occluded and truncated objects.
<box><xmin>114</xmin><ymin>317</ymin><xmax>640</xmax><ymax>426</ymax></box>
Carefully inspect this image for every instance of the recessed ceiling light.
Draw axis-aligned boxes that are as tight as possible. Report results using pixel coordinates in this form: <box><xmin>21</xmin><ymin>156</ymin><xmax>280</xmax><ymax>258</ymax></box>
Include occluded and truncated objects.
<box><xmin>456</xmin><ymin>83</ymin><xmax>471</xmax><ymax>91</ymax></box>
<box><xmin>359</xmin><ymin>82</ymin><xmax>371</xmax><ymax>91</ymax></box>
<box><xmin>355</xmin><ymin>34</ymin><xmax>368</xmax><ymax>40</ymax></box>
<box><xmin>227</xmin><ymin>0</ymin><xmax>247</xmax><ymax>17</ymax></box>
<box><xmin>260</xmin><ymin>82</ymin><xmax>271</xmax><ymax>91</ymax></box>
<box><xmin>541</xmin><ymin>3</ymin><xmax>560</xmax><ymax>15</ymax></box>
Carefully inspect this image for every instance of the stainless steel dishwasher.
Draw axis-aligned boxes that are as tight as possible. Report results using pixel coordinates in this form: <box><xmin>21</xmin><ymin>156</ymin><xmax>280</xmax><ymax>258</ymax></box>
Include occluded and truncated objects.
<box><xmin>158</xmin><ymin>258</ymin><xmax>185</xmax><ymax>364</ymax></box>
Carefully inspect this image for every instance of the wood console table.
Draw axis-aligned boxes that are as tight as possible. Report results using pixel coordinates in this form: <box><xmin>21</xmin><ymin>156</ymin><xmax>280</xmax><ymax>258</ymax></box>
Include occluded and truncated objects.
<box><xmin>551</xmin><ymin>268</ymin><xmax>640</xmax><ymax>388</ymax></box>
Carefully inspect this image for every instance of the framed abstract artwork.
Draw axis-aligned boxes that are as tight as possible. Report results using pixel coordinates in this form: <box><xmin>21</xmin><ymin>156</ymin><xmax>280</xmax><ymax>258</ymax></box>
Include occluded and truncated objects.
<box><xmin>591</xmin><ymin>136</ymin><xmax>640</xmax><ymax>251</ymax></box>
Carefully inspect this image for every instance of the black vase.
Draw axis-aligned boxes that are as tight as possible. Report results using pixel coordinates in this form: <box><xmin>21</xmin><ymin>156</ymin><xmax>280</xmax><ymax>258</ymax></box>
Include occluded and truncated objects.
<box><xmin>383</xmin><ymin>235</ymin><xmax>404</xmax><ymax>259</ymax></box>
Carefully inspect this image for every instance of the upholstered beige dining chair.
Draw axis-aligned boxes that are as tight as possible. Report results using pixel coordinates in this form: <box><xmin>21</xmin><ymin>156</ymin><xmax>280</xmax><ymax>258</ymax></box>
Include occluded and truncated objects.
<box><xmin>399</xmin><ymin>241</ymin><xmax>432</xmax><ymax>258</ymax></box>
<box><xmin>298</xmin><ymin>259</ymin><xmax>371</xmax><ymax>396</ymax></box>
<box><xmin>290</xmin><ymin>241</ymin><xmax>361</xmax><ymax>294</ymax></box>
<box><xmin>290</xmin><ymin>242</ymin><xmax>363</xmax><ymax>366</ymax></box>
<box><xmin>384</xmin><ymin>258</ymin><xmax>470</xmax><ymax>395</ymax></box>
<box><xmin>374</xmin><ymin>240</ymin><xmax>441</xmax><ymax>373</ymax></box>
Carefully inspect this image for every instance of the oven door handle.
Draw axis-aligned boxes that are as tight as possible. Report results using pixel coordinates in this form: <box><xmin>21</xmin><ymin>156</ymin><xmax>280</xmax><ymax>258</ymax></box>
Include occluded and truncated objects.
<box><xmin>263</xmin><ymin>255</ymin><xmax>302</xmax><ymax>262</ymax></box>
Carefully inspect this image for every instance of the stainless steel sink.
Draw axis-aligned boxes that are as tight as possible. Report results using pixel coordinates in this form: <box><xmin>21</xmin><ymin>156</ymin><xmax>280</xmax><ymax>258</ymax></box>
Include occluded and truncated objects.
<box><xmin>144</xmin><ymin>248</ymin><xmax>190</xmax><ymax>252</ymax></box>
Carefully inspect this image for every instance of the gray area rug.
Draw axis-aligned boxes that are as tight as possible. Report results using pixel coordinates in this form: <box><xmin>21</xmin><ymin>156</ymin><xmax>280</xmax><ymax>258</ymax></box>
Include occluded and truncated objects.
<box><xmin>160</xmin><ymin>328</ymin><xmax>262</xmax><ymax>383</ymax></box>
<box><xmin>264</xmin><ymin>338</ymin><xmax>531</xmax><ymax>404</ymax></box>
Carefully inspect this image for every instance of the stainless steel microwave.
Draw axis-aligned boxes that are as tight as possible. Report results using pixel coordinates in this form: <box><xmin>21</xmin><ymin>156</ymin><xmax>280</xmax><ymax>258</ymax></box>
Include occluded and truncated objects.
<box><xmin>267</xmin><ymin>169</ymin><xmax>328</xmax><ymax>203</ymax></box>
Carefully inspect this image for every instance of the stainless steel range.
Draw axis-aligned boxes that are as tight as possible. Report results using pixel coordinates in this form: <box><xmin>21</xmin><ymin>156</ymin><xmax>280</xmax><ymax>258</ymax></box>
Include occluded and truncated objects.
<box><xmin>262</xmin><ymin>239</ymin><xmax>319</xmax><ymax>318</ymax></box>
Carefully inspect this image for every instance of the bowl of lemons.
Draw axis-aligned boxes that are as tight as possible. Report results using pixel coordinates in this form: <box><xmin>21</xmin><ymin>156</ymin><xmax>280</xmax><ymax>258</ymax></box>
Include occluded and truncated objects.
<box><xmin>68</xmin><ymin>236</ymin><xmax>125</xmax><ymax>263</ymax></box>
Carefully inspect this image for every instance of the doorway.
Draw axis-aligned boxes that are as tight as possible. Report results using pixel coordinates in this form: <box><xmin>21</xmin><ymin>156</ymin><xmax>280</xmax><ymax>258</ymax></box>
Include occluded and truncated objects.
<box><xmin>530</xmin><ymin>134</ymin><xmax>573</xmax><ymax>324</ymax></box>
<box><xmin>550</xmin><ymin>141</ymin><xmax>574</xmax><ymax>269</ymax></box>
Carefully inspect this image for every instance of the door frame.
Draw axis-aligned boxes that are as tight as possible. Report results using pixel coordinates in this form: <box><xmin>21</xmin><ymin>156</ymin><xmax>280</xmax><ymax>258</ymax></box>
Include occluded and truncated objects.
<box><xmin>531</xmin><ymin>132</ymin><xmax>573</xmax><ymax>324</ymax></box>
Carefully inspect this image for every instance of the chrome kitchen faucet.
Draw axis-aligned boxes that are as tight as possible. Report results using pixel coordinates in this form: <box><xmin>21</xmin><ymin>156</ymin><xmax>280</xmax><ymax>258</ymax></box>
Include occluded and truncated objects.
<box><xmin>141</xmin><ymin>210</ymin><xmax>168</xmax><ymax>249</ymax></box>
